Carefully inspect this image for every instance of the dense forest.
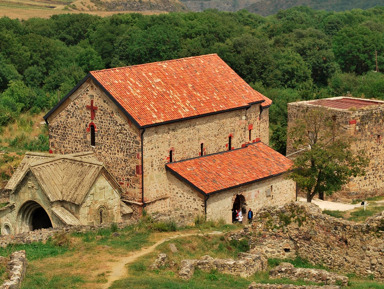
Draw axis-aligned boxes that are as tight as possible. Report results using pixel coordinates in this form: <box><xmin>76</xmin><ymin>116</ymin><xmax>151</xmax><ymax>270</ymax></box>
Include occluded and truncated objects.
<box><xmin>1</xmin><ymin>6</ymin><xmax>384</xmax><ymax>154</ymax></box>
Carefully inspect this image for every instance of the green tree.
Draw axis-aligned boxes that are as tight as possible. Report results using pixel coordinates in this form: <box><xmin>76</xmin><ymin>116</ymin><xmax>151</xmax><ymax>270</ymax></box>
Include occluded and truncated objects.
<box><xmin>333</xmin><ymin>25</ymin><xmax>384</xmax><ymax>74</ymax></box>
<box><xmin>289</xmin><ymin>109</ymin><xmax>368</xmax><ymax>202</ymax></box>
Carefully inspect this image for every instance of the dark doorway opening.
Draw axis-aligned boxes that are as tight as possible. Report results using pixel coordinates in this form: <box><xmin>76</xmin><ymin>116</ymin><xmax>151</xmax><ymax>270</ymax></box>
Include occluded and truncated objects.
<box><xmin>232</xmin><ymin>194</ymin><xmax>246</xmax><ymax>223</ymax></box>
<box><xmin>31</xmin><ymin>207</ymin><xmax>52</xmax><ymax>230</ymax></box>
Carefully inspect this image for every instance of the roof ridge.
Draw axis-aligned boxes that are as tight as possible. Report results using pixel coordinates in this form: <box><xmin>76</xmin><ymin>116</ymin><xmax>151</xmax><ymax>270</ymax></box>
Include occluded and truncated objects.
<box><xmin>90</xmin><ymin>54</ymin><xmax>219</xmax><ymax>74</ymax></box>
<box><xmin>30</xmin><ymin>155</ymin><xmax>104</xmax><ymax>168</ymax></box>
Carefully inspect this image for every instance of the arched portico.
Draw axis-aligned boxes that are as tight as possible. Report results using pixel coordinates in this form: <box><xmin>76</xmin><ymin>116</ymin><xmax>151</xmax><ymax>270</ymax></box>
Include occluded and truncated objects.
<box><xmin>17</xmin><ymin>201</ymin><xmax>53</xmax><ymax>233</ymax></box>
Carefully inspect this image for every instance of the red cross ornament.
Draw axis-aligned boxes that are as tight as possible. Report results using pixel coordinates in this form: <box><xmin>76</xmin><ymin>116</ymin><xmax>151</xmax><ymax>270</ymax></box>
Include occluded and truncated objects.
<box><xmin>86</xmin><ymin>100</ymin><xmax>98</xmax><ymax>120</ymax></box>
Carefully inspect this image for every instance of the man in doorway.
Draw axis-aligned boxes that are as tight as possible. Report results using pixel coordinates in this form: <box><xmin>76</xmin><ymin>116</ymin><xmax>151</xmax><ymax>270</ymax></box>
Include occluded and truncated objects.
<box><xmin>248</xmin><ymin>208</ymin><xmax>253</xmax><ymax>224</ymax></box>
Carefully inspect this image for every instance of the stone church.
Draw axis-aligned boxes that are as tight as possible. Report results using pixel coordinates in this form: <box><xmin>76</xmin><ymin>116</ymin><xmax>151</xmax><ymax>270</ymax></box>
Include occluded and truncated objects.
<box><xmin>1</xmin><ymin>54</ymin><xmax>295</xmax><ymax>232</ymax></box>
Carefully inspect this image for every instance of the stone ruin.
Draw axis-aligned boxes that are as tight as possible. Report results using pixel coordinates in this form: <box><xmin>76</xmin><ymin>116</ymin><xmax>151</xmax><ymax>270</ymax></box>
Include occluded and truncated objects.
<box><xmin>269</xmin><ymin>263</ymin><xmax>348</xmax><ymax>286</ymax></box>
<box><xmin>248</xmin><ymin>284</ymin><xmax>340</xmax><ymax>289</ymax></box>
<box><xmin>231</xmin><ymin>201</ymin><xmax>384</xmax><ymax>280</ymax></box>
<box><xmin>1</xmin><ymin>250</ymin><xmax>27</xmax><ymax>289</ymax></box>
<box><xmin>178</xmin><ymin>253</ymin><xmax>268</xmax><ymax>280</ymax></box>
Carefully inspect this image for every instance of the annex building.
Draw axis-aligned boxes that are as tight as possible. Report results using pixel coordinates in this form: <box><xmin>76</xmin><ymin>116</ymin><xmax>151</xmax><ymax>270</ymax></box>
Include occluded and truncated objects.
<box><xmin>287</xmin><ymin>96</ymin><xmax>384</xmax><ymax>201</ymax></box>
<box><xmin>1</xmin><ymin>54</ymin><xmax>295</xmax><ymax>233</ymax></box>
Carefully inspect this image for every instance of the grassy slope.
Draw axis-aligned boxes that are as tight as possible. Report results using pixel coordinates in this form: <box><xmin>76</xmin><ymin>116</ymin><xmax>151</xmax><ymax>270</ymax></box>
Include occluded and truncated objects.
<box><xmin>0</xmin><ymin>112</ymin><xmax>48</xmax><ymax>190</ymax></box>
<box><xmin>0</xmin><ymin>0</ymin><xmax>176</xmax><ymax>20</ymax></box>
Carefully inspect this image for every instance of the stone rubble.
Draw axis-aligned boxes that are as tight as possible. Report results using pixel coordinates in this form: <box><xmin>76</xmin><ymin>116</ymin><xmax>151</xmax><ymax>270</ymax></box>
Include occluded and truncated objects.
<box><xmin>248</xmin><ymin>283</ymin><xmax>340</xmax><ymax>289</ymax></box>
<box><xmin>149</xmin><ymin>253</ymin><xmax>168</xmax><ymax>270</ymax></box>
<box><xmin>269</xmin><ymin>262</ymin><xmax>348</xmax><ymax>286</ymax></box>
<box><xmin>1</xmin><ymin>250</ymin><xmax>27</xmax><ymax>289</ymax></box>
<box><xmin>179</xmin><ymin>253</ymin><xmax>268</xmax><ymax>279</ymax></box>
<box><xmin>231</xmin><ymin>202</ymin><xmax>384</xmax><ymax>279</ymax></box>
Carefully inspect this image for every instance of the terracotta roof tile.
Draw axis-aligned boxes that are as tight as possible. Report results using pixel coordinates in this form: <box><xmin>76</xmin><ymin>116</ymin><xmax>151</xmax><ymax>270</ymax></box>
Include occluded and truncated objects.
<box><xmin>309</xmin><ymin>97</ymin><xmax>383</xmax><ymax>110</ymax></box>
<box><xmin>90</xmin><ymin>54</ymin><xmax>267</xmax><ymax>127</ymax></box>
<box><xmin>166</xmin><ymin>142</ymin><xmax>293</xmax><ymax>195</ymax></box>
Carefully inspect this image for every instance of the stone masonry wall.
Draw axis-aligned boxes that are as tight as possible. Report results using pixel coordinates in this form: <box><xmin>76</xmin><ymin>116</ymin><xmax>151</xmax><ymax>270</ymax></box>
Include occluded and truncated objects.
<box><xmin>207</xmin><ymin>175</ymin><xmax>296</xmax><ymax>223</ymax></box>
<box><xmin>143</xmin><ymin>103</ymin><xmax>269</xmax><ymax>215</ymax></box>
<box><xmin>47</xmin><ymin>79</ymin><xmax>142</xmax><ymax>201</ymax></box>
<box><xmin>235</xmin><ymin>202</ymin><xmax>384</xmax><ymax>279</ymax></box>
<box><xmin>79</xmin><ymin>173</ymin><xmax>121</xmax><ymax>225</ymax></box>
<box><xmin>287</xmin><ymin>99</ymin><xmax>384</xmax><ymax>200</ymax></box>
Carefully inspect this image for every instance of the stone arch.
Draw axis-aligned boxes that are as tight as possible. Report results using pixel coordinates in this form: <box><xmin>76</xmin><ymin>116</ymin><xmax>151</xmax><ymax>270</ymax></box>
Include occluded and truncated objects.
<box><xmin>17</xmin><ymin>201</ymin><xmax>53</xmax><ymax>233</ymax></box>
<box><xmin>2</xmin><ymin>223</ymin><xmax>12</xmax><ymax>235</ymax></box>
<box><xmin>97</xmin><ymin>206</ymin><xmax>108</xmax><ymax>225</ymax></box>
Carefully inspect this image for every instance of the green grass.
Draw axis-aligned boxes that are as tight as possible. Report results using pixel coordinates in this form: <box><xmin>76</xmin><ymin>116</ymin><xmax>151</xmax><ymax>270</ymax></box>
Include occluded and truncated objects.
<box><xmin>72</xmin><ymin>224</ymin><xmax>151</xmax><ymax>251</ymax></box>
<box><xmin>268</xmin><ymin>256</ymin><xmax>327</xmax><ymax>270</ymax></box>
<box><xmin>0</xmin><ymin>240</ymin><xmax>69</xmax><ymax>261</ymax></box>
<box><xmin>348</xmin><ymin>205</ymin><xmax>384</xmax><ymax>222</ymax></box>
<box><xmin>21</xmin><ymin>271</ymin><xmax>85</xmax><ymax>289</ymax></box>
<box><xmin>323</xmin><ymin>210</ymin><xmax>345</xmax><ymax>218</ymax></box>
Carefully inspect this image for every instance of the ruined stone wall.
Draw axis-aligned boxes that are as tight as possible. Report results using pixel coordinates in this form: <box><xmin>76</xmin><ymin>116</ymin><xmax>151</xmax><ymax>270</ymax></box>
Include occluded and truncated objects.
<box><xmin>79</xmin><ymin>174</ymin><xmax>121</xmax><ymax>225</ymax></box>
<box><xmin>237</xmin><ymin>202</ymin><xmax>384</xmax><ymax>279</ymax></box>
<box><xmin>287</xmin><ymin>100</ymin><xmax>384</xmax><ymax>200</ymax></box>
<box><xmin>207</xmin><ymin>175</ymin><xmax>296</xmax><ymax>223</ymax></box>
<box><xmin>47</xmin><ymin>79</ymin><xmax>142</xmax><ymax>201</ymax></box>
<box><xmin>143</xmin><ymin>104</ymin><xmax>269</xmax><ymax>214</ymax></box>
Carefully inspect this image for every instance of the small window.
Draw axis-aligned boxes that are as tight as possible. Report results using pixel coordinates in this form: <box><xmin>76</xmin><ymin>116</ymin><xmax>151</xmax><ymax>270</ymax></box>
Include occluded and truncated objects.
<box><xmin>249</xmin><ymin>129</ymin><xmax>252</xmax><ymax>141</ymax></box>
<box><xmin>90</xmin><ymin>124</ymin><xmax>96</xmax><ymax>146</ymax></box>
<box><xmin>200</xmin><ymin>143</ymin><xmax>204</xmax><ymax>156</ymax></box>
<box><xmin>266</xmin><ymin>185</ymin><xmax>272</xmax><ymax>197</ymax></box>
<box><xmin>228</xmin><ymin>136</ymin><xmax>232</xmax><ymax>151</ymax></box>
<box><xmin>169</xmin><ymin>150</ymin><xmax>173</xmax><ymax>163</ymax></box>
<box><xmin>378</xmin><ymin>135</ymin><xmax>381</xmax><ymax>144</ymax></box>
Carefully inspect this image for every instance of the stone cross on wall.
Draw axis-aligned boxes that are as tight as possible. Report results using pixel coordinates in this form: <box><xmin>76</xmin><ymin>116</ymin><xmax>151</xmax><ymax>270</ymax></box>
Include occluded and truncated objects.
<box><xmin>86</xmin><ymin>100</ymin><xmax>98</xmax><ymax>120</ymax></box>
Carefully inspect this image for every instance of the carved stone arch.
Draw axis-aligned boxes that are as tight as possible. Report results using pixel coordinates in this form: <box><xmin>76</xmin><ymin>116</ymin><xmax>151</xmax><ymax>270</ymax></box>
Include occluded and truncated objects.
<box><xmin>17</xmin><ymin>201</ymin><xmax>53</xmax><ymax>233</ymax></box>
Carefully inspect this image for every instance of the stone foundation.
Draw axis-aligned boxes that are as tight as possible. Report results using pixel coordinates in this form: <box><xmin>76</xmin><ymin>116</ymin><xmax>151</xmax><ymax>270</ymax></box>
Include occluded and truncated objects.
<box><xmin>270</xmin><ymin>263</ymin><xmax>348</xmax><ymax>286</ymax></box>
<box><xmin>248</xmin><ymin>284</ymin><xmax>340</xmax><ymax>289</ymax></box>
<box><xmin>1</xmin><ymin>250</ymin><xmax>27</xmax><ymax>289</ymax></box>
<box><xmin>179</xmin><ymin>253</ymin><xmax>268</xmax><ymax>279</ymax></box>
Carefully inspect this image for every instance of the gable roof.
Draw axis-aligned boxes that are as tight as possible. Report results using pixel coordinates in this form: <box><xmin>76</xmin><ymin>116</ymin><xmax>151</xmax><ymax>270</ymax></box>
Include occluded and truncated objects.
<box><xmin>166</xmin><ymin>142</ymin><xmax>293</xmax><ymax>195</ymax></box>
<box><xmin>5</xmin><ymin>152</ymin><xmax>121</xmax><ymax>205</ymax></box>
<box><xmin>44</xmin><ymin>54</ymin><xmax>271</xmax><ymax>128</ymax></box>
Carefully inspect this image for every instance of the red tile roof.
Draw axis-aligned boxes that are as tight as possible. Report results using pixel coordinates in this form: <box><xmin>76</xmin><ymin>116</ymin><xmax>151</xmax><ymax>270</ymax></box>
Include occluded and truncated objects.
<box><xmin>90</xmin><ymin>54</ymin><xmax>268</xmax><ymax>127</ymax></box>
<box><xmin>309</xmin><ymin>97</ymin><xmax>383</xmax><ymax>110</ymax></box>
<box><xmin>166</xmin><ymin>142</ymin><xmax>293</xmax><ymax>195</ymax></box>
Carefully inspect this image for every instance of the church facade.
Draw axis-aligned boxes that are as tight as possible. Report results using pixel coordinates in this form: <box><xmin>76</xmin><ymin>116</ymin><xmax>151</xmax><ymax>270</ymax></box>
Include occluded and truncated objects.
<box><xmin>36</xmin><ymin>54</ymin><xmax>295</xmax><ymax>225</ymax></box>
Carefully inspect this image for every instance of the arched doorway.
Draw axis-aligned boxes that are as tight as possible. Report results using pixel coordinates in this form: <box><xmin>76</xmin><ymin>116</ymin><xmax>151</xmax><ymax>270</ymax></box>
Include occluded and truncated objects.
<box><xmin>17</xmin><ymin>201</ymin><xmax>53</xmax><ymax>233</ymax></box>
<box><xmin>232</xmin><ymin>194</ymin><xmax>246</xmax><ymax>223</ymax></box>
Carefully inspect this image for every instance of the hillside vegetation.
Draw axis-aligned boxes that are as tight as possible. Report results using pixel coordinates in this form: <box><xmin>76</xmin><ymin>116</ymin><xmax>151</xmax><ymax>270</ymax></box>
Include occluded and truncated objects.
<box><xmin>0</xmin><ymin>7</ymin><xmax>384</xmax><ymax>185</ymax></box>
<box><xmin>181</xmin><ymin>0</ymin><xmax>383</xmax><ymax>15</ymax></box>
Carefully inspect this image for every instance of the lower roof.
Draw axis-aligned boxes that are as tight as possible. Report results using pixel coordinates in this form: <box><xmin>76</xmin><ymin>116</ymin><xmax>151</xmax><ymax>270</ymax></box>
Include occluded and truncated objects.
<box><xmin>166</xmin><ymin>142</ymin><xmax>293</xmax><ymax>195</ymax></box>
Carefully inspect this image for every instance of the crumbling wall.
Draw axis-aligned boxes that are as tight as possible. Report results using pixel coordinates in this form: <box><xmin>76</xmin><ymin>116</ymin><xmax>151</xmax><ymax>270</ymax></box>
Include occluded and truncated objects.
<box><xmin>233</xmin><ymin>202</ymin><xmax>384</xmax><ymax>279</ymax></box>
<box><xmin>1</xmin><ymin>250</ymin><xmax>27</xmax><ymax>289</ymax></box>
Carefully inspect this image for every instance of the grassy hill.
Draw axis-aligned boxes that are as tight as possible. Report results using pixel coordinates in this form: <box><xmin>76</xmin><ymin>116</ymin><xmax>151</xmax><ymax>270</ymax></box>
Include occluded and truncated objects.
<box><xmin>180</xmin><ymin>0</ymin><xmax>384</xmax><ymax>15</ymax></box>
<box><xmin>0</xmin><ymin>0</ymin><xmax>185</xmax><ymax>19</ymax></box>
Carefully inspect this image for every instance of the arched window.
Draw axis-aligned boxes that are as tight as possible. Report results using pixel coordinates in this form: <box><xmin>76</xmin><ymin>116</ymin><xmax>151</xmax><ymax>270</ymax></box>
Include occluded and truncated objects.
<box><xmin>169</xmin><ymin>150</ymin><xmax>173</xmax><ymax>163</ymax></box>
<box><xmin>228</xmin><ymin>135</ymin><xmax>232</xmax><ymax>151</ymax></box>
<box><xmin>90</xmin><ymin>124</ymin><xmax>96</xmax><ymax>146</ymax></box>
<box><xmin>200</xmin><ymin>143</ymin><xmax>204</xmax><ymax>156</ymax></box>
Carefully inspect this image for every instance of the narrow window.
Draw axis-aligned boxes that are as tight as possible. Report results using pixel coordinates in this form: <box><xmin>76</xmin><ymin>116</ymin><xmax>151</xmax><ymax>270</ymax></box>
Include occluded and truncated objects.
<box><xmin>378</xmin><ymin>135</ymin><xmax>381</xmax><ymax>144</ymax></box>
<box><xmin>99</xmin><ymin>209</ymin><xmax>103</xmax><ymax>224</ymax></box>
<box><xmin>200</xmin><ymin>143</ymin><xmax>204</xmax><ymax>156</ymax></box>
<box><xmin>169</xmin><ymin>150</ymin><xmax>173</xmax><ymax>163</ymax></box>
<box><xmin>90</xmin><ymin>124</ymin><xmax>96</xmax><ymax>146</ymax></box>
<box><xmin>228</xmin><ymin>135</ymin><xmax>232</xmax><ymax>151</ymax></box>
<box><xmin>249</xmin><ymin>129</ymin><xmax>252</xmax><ymax>141</ymax></box>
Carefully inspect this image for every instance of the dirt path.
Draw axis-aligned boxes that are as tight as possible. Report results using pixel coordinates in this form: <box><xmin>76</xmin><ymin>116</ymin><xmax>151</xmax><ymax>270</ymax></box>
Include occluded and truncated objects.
<box><xmin>101</xmin><ymin>230</ymin><xmax>224</xmax><ymax>289</ymax></box>
<box><xmin>298</xmin><ymin>197</ymin><xmax>361</xmax><ymax>211</ymax></box>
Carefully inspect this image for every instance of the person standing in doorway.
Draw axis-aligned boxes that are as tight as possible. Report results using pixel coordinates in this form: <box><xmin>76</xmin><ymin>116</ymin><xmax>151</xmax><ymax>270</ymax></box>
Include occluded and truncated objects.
<box><xmin>248</xmin><ymin>208</ymin><xmax>253</xmax><ymax>224</ymax></box>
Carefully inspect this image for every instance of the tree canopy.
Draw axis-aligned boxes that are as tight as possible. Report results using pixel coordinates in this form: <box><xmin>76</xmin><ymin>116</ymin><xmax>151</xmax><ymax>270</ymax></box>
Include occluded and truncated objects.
<box><xmin>0</xmin><ymin>7</ymin><xmax>384</xmax><ymax>152</ymax></box>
